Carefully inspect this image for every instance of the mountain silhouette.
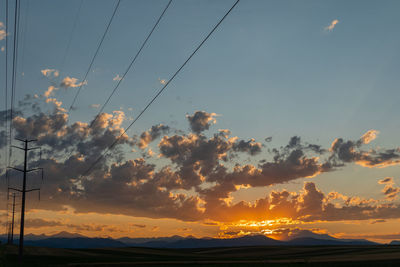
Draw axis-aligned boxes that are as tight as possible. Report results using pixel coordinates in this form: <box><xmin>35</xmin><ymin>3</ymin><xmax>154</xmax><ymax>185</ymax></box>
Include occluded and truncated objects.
<box><xmin>0</xmin><ymin>231</ymin><xmax>380</xmax><ymax>248</ymax></box>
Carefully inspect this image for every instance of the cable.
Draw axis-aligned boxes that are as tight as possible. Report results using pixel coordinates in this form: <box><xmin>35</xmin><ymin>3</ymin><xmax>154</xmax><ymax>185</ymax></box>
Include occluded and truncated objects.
<box><xmin>3</xmin><ymin>0</ymin><xmax>9</xmax><ymax>238</ymax></box>
<box><xmin>7</xmin><ymin>0</ymin><xmax>21</xmax><ymax>172</ymax></box>
<box><xmin>58</xmin><ymin>0</ymin><xmax>83</xmax><ymax>80</ymax></box>
<box><xmin>89</xmin><ymin>0</ymin><xmax>173</xmax><ymax>128</ymax></box>
<box><xmin>9</xmin><ymin>0</ymin><xmax>21</xmax><ymax>155</ymax></box>
<box><xmin>81</xmin><ymin>0</ymin><xmax>240</xmax><ymax>177</ymax></box>
<box><xmin>64</xmin><ymin>0</ymin><xmax>172</xmax><ymax>162</ymax></box>
<box><xmin>18</xmin><ymin>0</ymin><xmax>30</xmax><ymax>94</ymax></box>
<box><xmin>4</xmin><ymin>0</ymin><xmax>21</xmax><ymax>243</ymax></box>
<box><xmin>68</xmin><ymin>0</ymin><xmax>121</xmax><ymax>112</ymax></box>
<box><xmin>3</xmin><ymin>0</ymin><xmax>9</xmax><ymax>171</ymax></box>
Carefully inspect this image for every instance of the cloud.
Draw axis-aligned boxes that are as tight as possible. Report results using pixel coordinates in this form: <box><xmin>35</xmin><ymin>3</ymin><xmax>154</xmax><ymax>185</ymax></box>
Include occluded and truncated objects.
<box><xmin>378</xmin><ymin>177</ymin><xmax>393</xmax><ymax>184</ymax></box>
<box><xmin>60</xmin><ymin>76</ymin><xmax>87</xmax><ymax>88</ymax></box>
<box><xmin>0</xmin><ymin>108</ymin><xmax>23</xmax><ymax>129</ymax></box>
<box><xmin>25</xmin><ymin>218</ymin><xmax>64</xmax><ymax>228</ymax></box>
<box><xmin>378</xmin><ymin>177</ymin><xmax>400</xmax><ymax>200</ymax></box>
<box><xmin>0</xmin><ymin>22</ymin><xmax>6</xmax><ymax>41</ymax></box>
<box><xmin>370</xmin><ymin>219</ymin><xmax>386</xmax><ymax>224</ymax></box>
<box><xmin>157</xmin><ymin>132</ymin><xmax>331</xmax><ymax>214</ymax></box>
<box><xmin>3</xmin><ymin>100</ymin><xmax>400</xmax><ymax>225</ymax></box>
<box><xmin>113</xmin><ymin>74</ymin><xmax>122</xmax><ymax>81</ymax></box>
<box><xmin>360</xmin><ymin>130</ymin><xmax>379</xmax><ymax>144</ymax></box>
<box><xmin>206</xmin><ymin>181</ymin><xmax>400</xmax><ymax>223</ymax></box>
<box><xmin>324</xmin><ymin>19</ymin><xmax>339</xmax><ymax>31</ymax></box>
<box><xmin>4</xmin><ymin>97</ymin><xmax>134</xmax><ymax>162</ymax></box>
<box><xmin>44</xmin><ymin>85</ymin><xmax>58</xmax><ymax>98</ymax></box>
<box><xmin>41</xmin><ymin>69</ymin><xmax>59</xmax><ymax>78</ymax></box>
<box><xmin>25</xmin><ymin>218</ymin><xmax>120</xmax><ymax>233</ymax></box>
<box><xmin>232</xmin><ymin>138</ymin><xmax>262</xmax><ymax>155</ymax></box>
<box><xmin>177</xmin><ymin>227</ymin><xmax>192</xmax><ymax>232</ymax></box>
<box><xmin>90</xmin><ymin>104</ymin><xmax>100</xmax><ymax>109</ymax></box>
<box><xmin>329</xmin><ymin>130</ymin><xmax>400</xmax><ymax>168</ymax></box>
<box><xmin>131</xmin><ymin>224</ymin><xmax>146</xmax><ymax>228</ymax></box>
<box><xmin>138</xmin><ymin>124</ymin><xmax>170</xmax><ymax>149</ymax></box>
<box><xmin>219</xmin><ymin>228</ymin><xmax>332</xmax><ymax>241</ymax></box>
<box><xmin>186</xmin><ymin>111</ymin><xmax>217</xmax><ymax>134</ymax></box>
<box><xmin>45</xmin><ymin>98</ymin><xmax>66</xmax><ymax>112</ymax></box>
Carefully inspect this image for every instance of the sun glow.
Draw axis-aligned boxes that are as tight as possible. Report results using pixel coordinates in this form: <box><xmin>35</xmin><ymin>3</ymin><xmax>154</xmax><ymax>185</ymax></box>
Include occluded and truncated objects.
<box><xmin>233</xmin><ymin>218</ymin><xmax>298</xmax><ymax>228</ymax></box>
<box><xmin>217</xmin><ymin>218</ymin><xmax>303</xmax><ymax>239</ymax></box>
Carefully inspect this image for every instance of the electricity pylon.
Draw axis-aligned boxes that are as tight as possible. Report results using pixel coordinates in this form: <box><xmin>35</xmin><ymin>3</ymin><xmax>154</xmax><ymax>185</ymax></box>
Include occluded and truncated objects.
<box><xmin>8</xmin><ymin>138</ymin><xmax>43</xmax><ymax>260</ymax></box>
<box><xmin>7</xmin><ymin>193</ymin><xmax>16</xmax><ymax>245</ymax></box>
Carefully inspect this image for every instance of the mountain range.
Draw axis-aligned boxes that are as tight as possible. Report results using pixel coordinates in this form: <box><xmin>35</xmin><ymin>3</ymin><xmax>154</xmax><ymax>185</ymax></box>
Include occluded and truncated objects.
<box><xmin>0</xmin><ymin>230</ymin><xmax>386</xmax><ymax>249</ymax></box>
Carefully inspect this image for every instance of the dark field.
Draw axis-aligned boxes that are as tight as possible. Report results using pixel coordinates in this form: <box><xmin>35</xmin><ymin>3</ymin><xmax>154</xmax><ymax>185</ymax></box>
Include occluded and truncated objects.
<box><xmin>2</xmin><ymin>245</ymin><xmax>400</xmax><ymax>266</ymax></box>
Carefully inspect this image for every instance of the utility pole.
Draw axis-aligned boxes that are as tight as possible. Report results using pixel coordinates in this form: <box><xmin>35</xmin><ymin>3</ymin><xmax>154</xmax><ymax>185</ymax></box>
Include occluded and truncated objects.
<box><xmin>8</xmin><ymin>138</ymin><xmax>43</xmax><ymax>261</ymax></box>
<box><xmin>11</xmin><ymin>193</ymin><xmax>16</xmax><ymax>245</ymax></box>
<box><xmin>7</xmin><ymin>193</ymin><xmax>16</xmax><ymax>245</ymax></box>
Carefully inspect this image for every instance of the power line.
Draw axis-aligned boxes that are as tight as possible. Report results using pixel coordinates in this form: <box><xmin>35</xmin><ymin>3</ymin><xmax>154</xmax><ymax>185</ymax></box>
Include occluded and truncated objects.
<box><xmin>9</xmin><ymin>0</ymin><xmax>21</xmax><ymax>158</ymax></box>
<box><xmin>5</xmin><ymin>0</ymin><xmax>21</xmax><ymax>241</ymax></box>
<box><xmin>3</xmin><ymin>0</ymin><xmax>10</xmax><ymax>242</ymax></box>
<box><xmin>58</xmin><ymin>0</ymin><xmax>83</xmax><ymax>79</ymax></box>
<box><xmin>82</xmin><ymin>0</ymin><xmax>240</xmax><ymax>177</ymax></box>
<box><xmin>3</xmin><ymin>0</ymin><xmax>9</xmax><ymax>164</ymax></box>
<box><xmin>68</xmin><ymin>0</ymin><xmax>121</xmax><ymax>112</ymax></box>
<box><xmin>64</xmin><ymin>0</ymin><xmax>172</xmax><ymax>163</ymax></box>
<box><xmin>18</xmin><ymin>0</ymin><xmax>30</xmax><ymax>93</ymax></box>
<box><xmin>89</xmin><ymin>0</ymin><xmax>173</xmax><ymax>128</ymax></box>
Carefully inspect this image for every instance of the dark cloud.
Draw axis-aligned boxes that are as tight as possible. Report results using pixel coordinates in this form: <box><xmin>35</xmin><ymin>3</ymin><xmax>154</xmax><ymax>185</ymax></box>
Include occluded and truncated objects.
<box><xmin>25</xmin><ymin>218</ymin><xmax>119</xmax><ymax>233</ymax></box>
<box><xmin>232</xmin><ymin>139</ymin><xmax>262</xmax><ymax>155</ymax></box>
<box><xmin>370</xmin><ymin>219</ymin><xmax>386</xmax><ymax>224</ymax></box>
<box><xmin>186</xmin><ymin>111</ymin><xmax>217</xmax><ymax>133</ymax></box>
<box><xmin>0</xmin><ymin>109</ymin><xmax>23</xmax><ymax>127</ymax></box>
<box><xmin>298</xmin><ymin>182</ymin><xmax>325</xmax><ymax>215</ymax></box>
<box><xmin>378</xmin><ymin>177</ymin><xmax>400</xmax><ymax>200</ymax></box>
<box><xmin>138</xmin><ymin>124</ymin><xmax>170</xmax><ymax>149</ymax></box>
<box><xmin>200</xmin><ymin>137</ymin><xmax>333</xmax><ymax>208</ymax></box>
<box><xmin>329</xmin><ymin>131</ymin><xmax>400</xmax><ymax>168</ymax></box>
<box><xmin>25</xmin><ymin>218</ymin><xmax>63</xmax><ymax>228</ymax></box>
<box><xmin>265</xmin><ymin>137</ymin><xmax>272</xmax><ymax>142</ymax></box>
<box><xmin>2</xmin><ymin>100</ymin><xmax>400</xmax><ymax>224</ymax></box>
<box><xmin>131</xmin><ymin>224</ymin><xmax>146</xmax><ymax>228</ymax></box>
<box><xmin>158</xmin><ymin>133</ymin><xmax>235</xmax><ymax>189</ymax></box>
<box><xmin>203</xmin><ymin>181</ymin><xmax>400</xmax><ymax>223</ymax></box>
<box><xmin>379</xmin><ymin>177</ymin><xmax>394</xmax><ymax>184</ymax></box>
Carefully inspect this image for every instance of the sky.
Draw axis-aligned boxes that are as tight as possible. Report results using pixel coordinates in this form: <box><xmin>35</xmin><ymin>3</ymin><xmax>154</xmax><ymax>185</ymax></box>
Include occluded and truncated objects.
<box><xmin>1</xmin><ymin>0</ymin><xmax>400</xmax><ymax>243</ymax></box>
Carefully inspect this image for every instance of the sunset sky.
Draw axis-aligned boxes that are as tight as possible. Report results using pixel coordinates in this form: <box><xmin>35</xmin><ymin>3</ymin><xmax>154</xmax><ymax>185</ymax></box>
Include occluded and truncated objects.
<box><xmin>1</xmin><ymin>0</ymin><xmax>400</xmax><ymax>243</ymax></box>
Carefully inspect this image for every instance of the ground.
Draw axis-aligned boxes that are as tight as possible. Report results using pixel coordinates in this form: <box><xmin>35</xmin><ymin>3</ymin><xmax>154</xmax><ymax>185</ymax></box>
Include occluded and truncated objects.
<box><xmin>2</xmin><ymin>245</ymin><xmax>400</xmax><ymax>266</ymax></box>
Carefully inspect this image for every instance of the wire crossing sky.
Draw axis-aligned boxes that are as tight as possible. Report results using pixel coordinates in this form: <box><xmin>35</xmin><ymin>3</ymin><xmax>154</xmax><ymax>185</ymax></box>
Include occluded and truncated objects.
<box><xmin>82</xmin><ymin>0</ymin><xmax>239</xmax><ymax>177</ymax></box>
<box><xmin>68</xmin><ymin>0</ymin><xmax>121</xmax><ymax>112</ymax></box>
<box><xmin>89</xmin><ymin>0</ymin><xmax>173</xmax><ymax>129</ymax></box>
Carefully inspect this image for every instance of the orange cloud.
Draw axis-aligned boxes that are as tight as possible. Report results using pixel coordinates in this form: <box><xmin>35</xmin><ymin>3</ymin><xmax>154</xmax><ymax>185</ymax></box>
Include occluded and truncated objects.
<box><xmin>360</xmin><ymin>130</ymin><xmax>379</xmax><ymax>144</ymax></box>
<box><xmin>60</xmin><ymin>76</ymin><xmax>87</xmax><ymax>88</ymax></box>
<box><xmin>41</xmin><ymin>68</ymin><xmax>59</xmax><ymax>78</ymax></box>
<box><xmin>324</xmin><ymin>19</ymin><xmax>339</xmax><ymax>31</ymax></box>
